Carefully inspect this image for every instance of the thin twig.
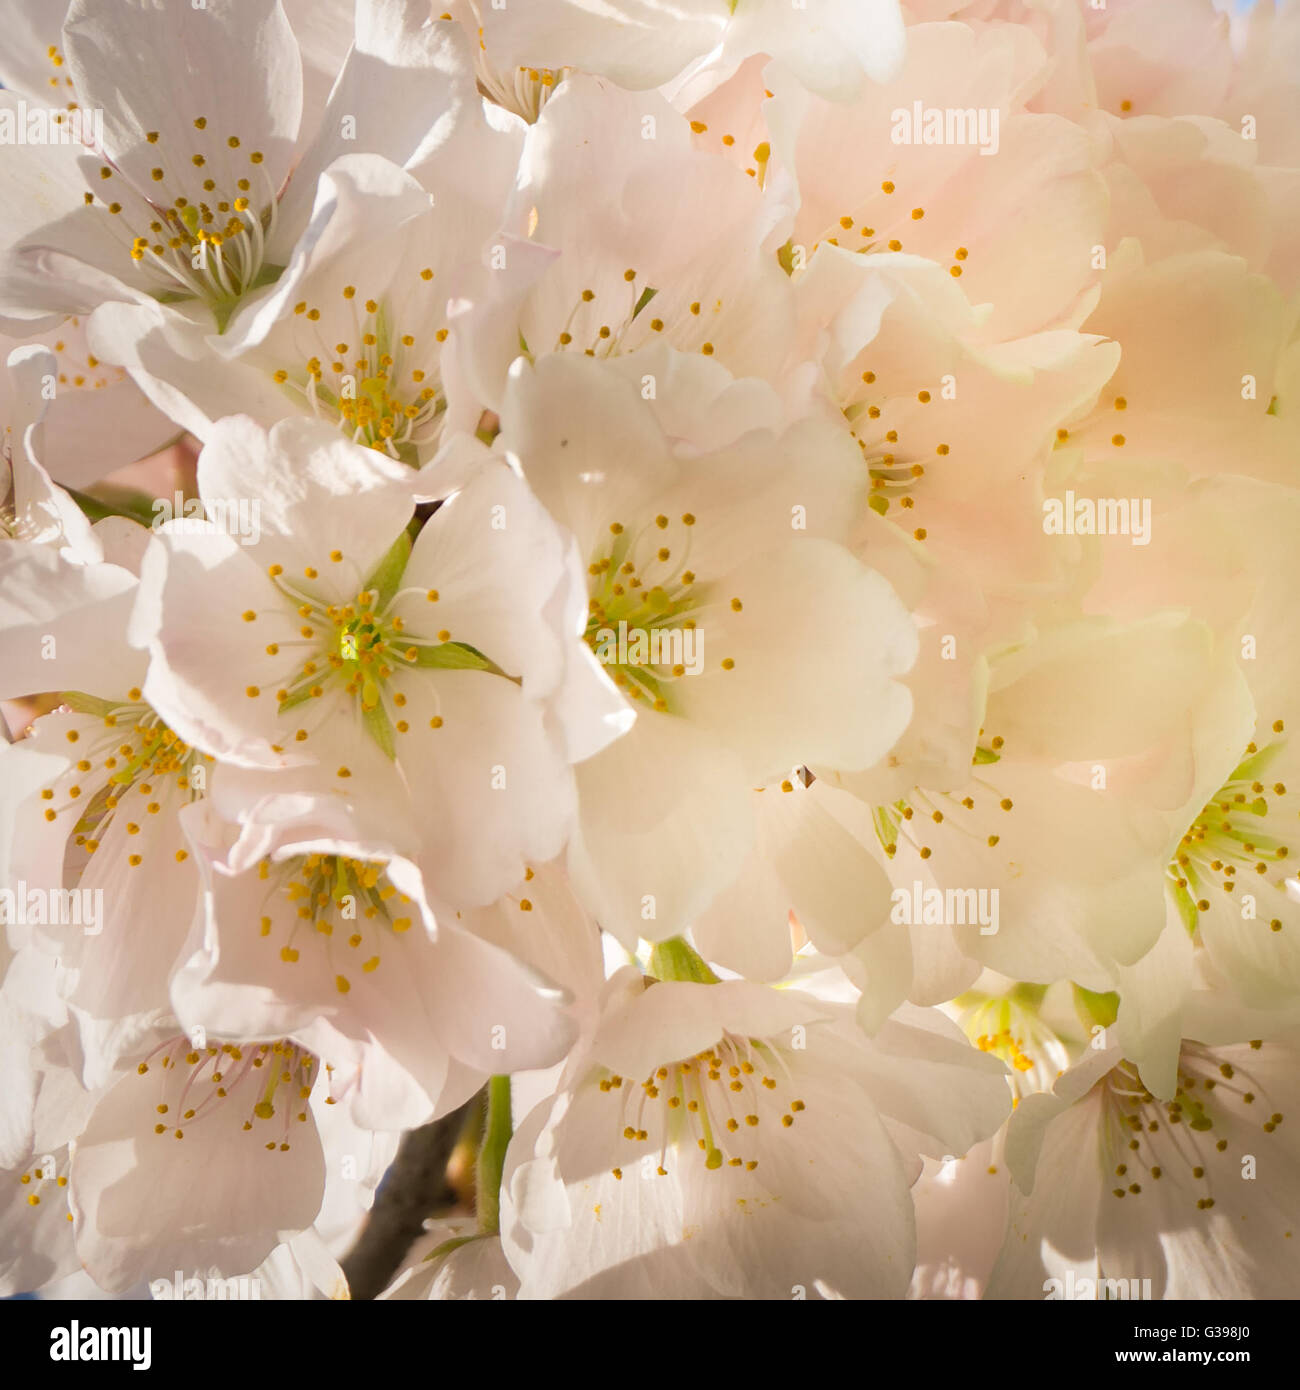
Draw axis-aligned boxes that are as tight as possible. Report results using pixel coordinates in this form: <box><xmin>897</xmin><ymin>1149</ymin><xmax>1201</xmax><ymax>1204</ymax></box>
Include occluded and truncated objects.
<box><xmin>341</xmin><ymin>1095</ymin><xmax>479</xmax><ymax>1300</ymax></box>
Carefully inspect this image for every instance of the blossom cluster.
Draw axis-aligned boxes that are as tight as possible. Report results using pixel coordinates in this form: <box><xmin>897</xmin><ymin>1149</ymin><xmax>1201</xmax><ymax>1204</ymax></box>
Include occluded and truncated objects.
<box><xmin>1</xmin><ymin>0</ymin><xmax>1298</xmax><ymax>1302</ymax></box>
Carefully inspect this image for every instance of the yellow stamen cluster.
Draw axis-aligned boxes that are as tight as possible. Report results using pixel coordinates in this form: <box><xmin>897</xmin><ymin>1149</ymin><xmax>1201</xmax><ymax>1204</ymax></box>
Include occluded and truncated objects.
<box><xmin>598</xmin><ymin>1033</ymin><xmax>803</xmax><ymax>1180</ymax></box>
<box><xmin>469</xmin><ymin>24</ymin><xmax>571</xmax><ymax>123</ymax></box>
<box><xmin>1100</xmin><ymin>1048</ymin><xmax>1281</xmax><ymax>1210</ymax></box>
<box><xmin>272</xmin><ymin>278</ymin><xmax>448</xmax><ymax>459</ymax></box>
<box><xmin>257</xmin><ymin>852</ymin><xmax>416</xmax><ymax>994</ymax></box>
<box><xmin>15</xmin><ymin>1157</ymin><xmax>70</xmax><ymax>1217</ymax></box>
<box><xmin>546</xmin><ymin>267</ymin><xmax>726</xmax><ymax>362</ymax></box>
<box><xmin>256</xmin><ymin>563</ymin><xmax>454</xmax><ymax>764</ymax></box>
<box><xmin>40</xmin><ymin>697</ymin><xmax>209</xmax><ymax>874</ymax></box>
<box><xmin>583</xmin><ymin>511</ymin><xmax>735</xmax><ymax>710</ymax></box>
<box><xmin>841</xmin><ymin>358</ymin><xmax>953</xmax><ymax>539</ymax></box>
<box><xmin>815</xmin><ymin>176</ymin><xmax>966</xmax><ymax>281</ymax></box>
<box><xmin>138</xmin><ymin>1036</ymin><xmax>319</xmax><ymax>1150</ymax></box>
<box><xmin>1168</xmin><ymin>730</ymin><xmax>1292</xmax><ymax>932</ymax></box>
<box><xmin>873</xmin><ymin>729</ymin><xmax>1011</xmax><ymax>861</ymax></box>
<box><xmin>84</xmin><ymin>117</ymin><xmax>279</xmax><ymax>316</ymax></box>
<box><xmin>976</xmin><ymin>1029</ymin><xmax>1035</xmax><ymax>1074</ymax></box>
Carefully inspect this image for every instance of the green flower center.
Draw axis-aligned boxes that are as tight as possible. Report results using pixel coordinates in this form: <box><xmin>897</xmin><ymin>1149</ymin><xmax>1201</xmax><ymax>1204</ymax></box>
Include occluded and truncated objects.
<box><xmin>248</xmin><ymin>535</ymin><xmax>499</xmax><ymax>764</ymax></box>
<box><xmin>1168</xmin><ymin>730</ymin><xmax>1292</xmax><ymax>934</ymax></box>
<box><xmin>270</xmin><ymin>285</ymin><xmax>449</xmax><ymax>462</ymax></box>
<box><xmin>41</xmin><ymin>691</ymin><xmax>208</xmax><ymax>873</ymax></box>
<box><xmin>258</xmin><ymin>851</ymin><xmax>417</xmax><ymax>995</ymax></box>
<box><xmin>582</xmin><ymin>512</ymin><xmax>737</xmax><ymax>712</ymax></box>
<box><xmin>85</xmin><ymin>116</ymin><xmax>286</xmax><ymax>329</ymax></box>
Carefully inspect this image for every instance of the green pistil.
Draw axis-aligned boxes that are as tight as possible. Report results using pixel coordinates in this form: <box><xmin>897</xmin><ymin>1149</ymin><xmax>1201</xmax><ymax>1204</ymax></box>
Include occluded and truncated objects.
<box><xmin>254</xmin><ymin>1067</ymin><xmax>280</xmax><ymax>1119</ymax></box>
<box><xmin>872</xmin><ymin>801</ymin><xmax>905</xmax><ymax>857</ymax></box>
<box><xmin>873</xmin><ymin>797</ymin><xmax>940</xmax><ymax>859</ymax></box>
<box><xmin>1180</xmin><ymin>1094</ymin><xmax>1215</xmax><ymax>1132</ymax></box>
<box><xmin>698</xmin><ymin>1101</ymin><xmax>724</xmax><ymax>1171</ymax></box>
<box><xmin>586</xmin><ymin>531</ymin><xmax>700</xmax><ymax>630</ymax></box>
<box><xmin>332</xmin><ymin>856</ymin><xmax>351</xmax><ymax>903</ymax></box>
<box><xmin>298</xmin><ymin>855</ymin><xmax>404</xmax><ymax>929</ymax></box>
<box><xmin>271</xmin><ymin>855</ymin><xmax>414</xmax><ymax>989</ymax></box>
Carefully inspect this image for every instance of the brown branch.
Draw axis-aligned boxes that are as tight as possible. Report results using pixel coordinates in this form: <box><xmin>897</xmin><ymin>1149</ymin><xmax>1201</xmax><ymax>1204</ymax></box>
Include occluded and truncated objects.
<box><xmin>340</xmin><ymin>1094</ymin><xmax>480</xmax><ymax>1300</ymax></box>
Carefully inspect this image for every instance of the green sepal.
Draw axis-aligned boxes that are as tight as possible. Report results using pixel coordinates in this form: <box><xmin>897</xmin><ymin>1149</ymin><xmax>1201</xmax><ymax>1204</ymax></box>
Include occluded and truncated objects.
<box><xmin>648</xmin><ymin>935</ymin><xmax>720</xmax><ymax>984</ymax></box>
<box><xmin>1073</xmin><ymin>985</ymin><xmax>1119</xmax><ymax>1031</ymax></box>
<box><xmin>1171</xmin><ymin>881</ymin><xmax>1201</xmax><ymax>939</ymax></box>
<box><xmin>422</xmin><ymin>1235</ymin><xmax>481</xmax><ymax>1265</ymax></box>
<box><xmin>60</xmin><ymin>691</ymin><xmax>122</xmax><ymax>717</ymax></box>
<box><xmin>362</xmin><ymin>701</ymin><xmax>396</xmax><ymax>760</ymax></box>
<box><xmin>247</xmin><ymin>262</ymin><xmax>285</xmax><ymax>293</ymax></box>
<box><xmin>363</xmin><ymin>531</ymin><xmax>412</xmax><ymax>610</ymax></box>
<box><xmin>63</xmin><ymin>485</ymin><xmax>161</xmax><ymax>527</ymax></box>
<box><xmin>1229</xmin><ymin>742</ymin><xmax>1283</xmax><ymax>784</ymax></box>
<box><xmin>408</xmin><ymin>640</ymin><xmax>495</xmax><ymax>672</ymax></box>
<box><xmin>277</xmin><ymin>685</ymin><xmax>316</xmax><ymax>715</ymax></box>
